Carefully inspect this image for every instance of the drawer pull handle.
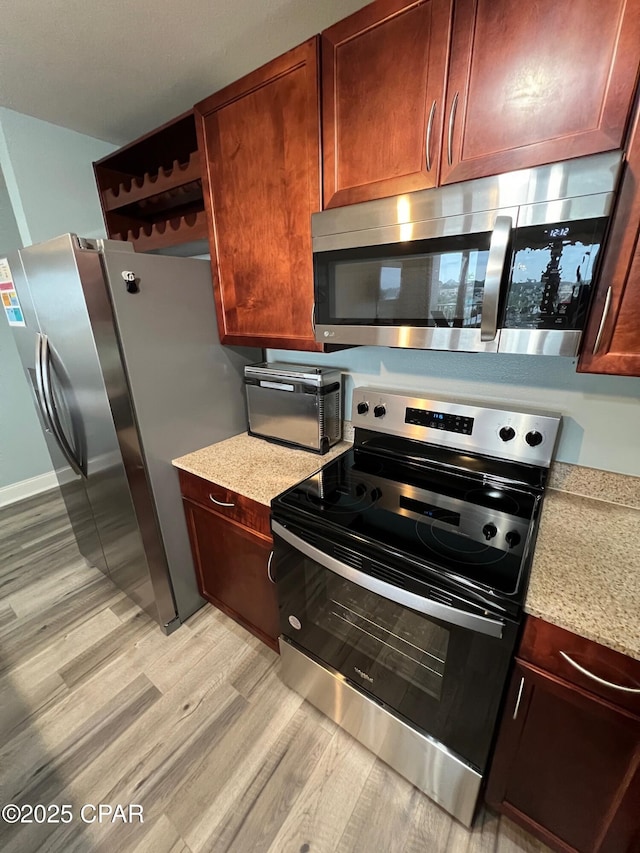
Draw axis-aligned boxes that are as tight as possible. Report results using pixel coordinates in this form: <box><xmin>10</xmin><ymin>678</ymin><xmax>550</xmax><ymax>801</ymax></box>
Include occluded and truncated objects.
<box><xmin>267</xmin><ymin>551</ymin><xmax>275</xmax><ymax>583</ymax></box>
<box><xmin>559</xmin><ymin>651</ymin><xmax>640</xmax><ymax>694</ymax></box>
<box><xmin>513</xmin><ymin>676</ymin><xmax>525</xmax><ymax>720</ymax></box>
<box><xmin>209</xmin><ymin>494</ymin><xmax>235</xmax><ymax>508</ymax></box>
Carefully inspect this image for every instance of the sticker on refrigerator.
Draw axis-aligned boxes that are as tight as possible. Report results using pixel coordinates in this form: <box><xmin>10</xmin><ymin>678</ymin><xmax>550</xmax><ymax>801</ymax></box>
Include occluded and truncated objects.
<box><xmin>0</xmin><ymin>258</ymin><xmax>25</xmax><ymax>326</ymax></box>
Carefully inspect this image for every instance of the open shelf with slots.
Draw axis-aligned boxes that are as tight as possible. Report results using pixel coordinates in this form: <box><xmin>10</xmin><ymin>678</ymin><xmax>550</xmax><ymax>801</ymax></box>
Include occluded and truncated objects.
<box><xmin>93</xmin><ymin>110</ymin><xmax>207</xmax><ymax>253</ymax></box>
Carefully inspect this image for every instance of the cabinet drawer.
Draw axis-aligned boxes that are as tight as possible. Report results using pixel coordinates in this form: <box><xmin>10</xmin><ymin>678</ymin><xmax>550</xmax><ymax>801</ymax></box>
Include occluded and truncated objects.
<box><xmin>520</xmin><ymin>616</ymin><xmax>640</xmax><ymax>715</ymax></box>
<box><xmin>178</xmin><ymin>469</ymin><xmax>271</xmax><ymax>538</ymax></box>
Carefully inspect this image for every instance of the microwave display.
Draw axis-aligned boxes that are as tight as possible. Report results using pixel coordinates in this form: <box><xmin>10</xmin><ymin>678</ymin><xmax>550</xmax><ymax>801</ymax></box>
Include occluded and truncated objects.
<box><xmin>504</xmin><ymin>217</ymin><xmax>608</xmax><ymax>331</ymax></box>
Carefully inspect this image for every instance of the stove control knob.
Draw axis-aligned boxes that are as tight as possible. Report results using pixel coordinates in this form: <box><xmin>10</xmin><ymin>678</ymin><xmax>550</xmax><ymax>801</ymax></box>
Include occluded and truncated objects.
<box><xmin>525</xmin><ymin>430</ymin><xmax>543</xmax><ymax>447</ymax></box>
<box><xmin>356</xmin><ymin>401</ymin><xmax>369</xmax><ymax>415</ymax></box>
<box><xmin>373</xmin><ymin>404</ymin><xmax>386</xmax><ymax>418</ymax></box>
<box><xmin>369</xmin><ymin>487</ymin><xmax>382</xmax><ymax>503</ymax></box>
<box><xmin>482</xmin><ymin>523</ymin><xmax>497</xmax><ymax>541</ymax></box>
<box><xmin>499</xmin><ymin>426</ymin><xmax>516</xmax><ymax>442</ymax></box>
<box><xmin>354</xmin><ymin>482</ymin><xmax>367</xmax><ymax>498</ymax></box>
<box><xmin>506</xmin><ymin>530</ymin><xmax>521</xmax><ymax>549</ymax></box>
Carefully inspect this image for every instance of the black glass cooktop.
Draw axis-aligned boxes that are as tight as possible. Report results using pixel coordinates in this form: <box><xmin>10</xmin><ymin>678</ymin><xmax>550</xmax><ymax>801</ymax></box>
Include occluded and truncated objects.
<box><xmin>273</xmin><ymin>442</ymin><xmax>543</xmax><ymax>601</ymax></box>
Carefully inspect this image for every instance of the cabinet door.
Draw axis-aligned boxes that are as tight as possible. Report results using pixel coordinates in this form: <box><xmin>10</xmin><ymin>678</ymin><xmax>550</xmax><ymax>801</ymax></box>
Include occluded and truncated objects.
<box><xmin>322</xmin><ymin>0</ymin><xmax>452</xmax><ymax>208</ymax></box>
<box><xmin>441</xmin><ymin>0</ymin><xmax>640</xmax><ymax>185</ymax></box>
<box><xmin>486</xmin><ymin>662</ymin><xmax>640</xmax><ymax>853</ymax></box>
<box><xmin>195</xmin><ymin>39</ymin><xmax>321</xmax><ymax>351</ymax></box>
<box><xmin>579</xmin><ymin>105</ymin><xmax>640</xmax><ymax>376</ymax></box>
<box><xmin>184</xmin><ymin>500</ymin><xmax>279</xmax><ymax>652</ymax></box>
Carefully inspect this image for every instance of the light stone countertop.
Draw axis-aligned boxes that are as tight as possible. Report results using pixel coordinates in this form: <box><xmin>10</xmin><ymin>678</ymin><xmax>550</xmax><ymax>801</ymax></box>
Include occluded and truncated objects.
<box><xmin>173</xmin><ymin>433</ymin><xmax>351</xmax><ymax>506</ymax></box>
<box><xmin>526</xmin><ymin>486</ymin><xmax>640</xmax><ymax>661</ymax></box>
<box><xmin>174</xmin><ymin>434</ymin><xmax>640</xmax><ymax>662</ymax></box>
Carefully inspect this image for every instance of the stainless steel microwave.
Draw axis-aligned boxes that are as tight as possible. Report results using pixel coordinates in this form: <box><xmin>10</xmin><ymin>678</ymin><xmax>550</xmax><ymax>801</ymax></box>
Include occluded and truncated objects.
<box><xmin>312</xmin><ymin>152</ymin><xmax>623</xmax><ymax>356</ymax></box>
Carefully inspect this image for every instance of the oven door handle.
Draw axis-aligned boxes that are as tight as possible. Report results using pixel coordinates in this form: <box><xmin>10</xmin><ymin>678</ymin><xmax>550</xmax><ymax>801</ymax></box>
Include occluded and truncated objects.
<box><xmin>272</xmin><ymin>522</ymin><xmax>504</xmax><ymax>639</ymax></box>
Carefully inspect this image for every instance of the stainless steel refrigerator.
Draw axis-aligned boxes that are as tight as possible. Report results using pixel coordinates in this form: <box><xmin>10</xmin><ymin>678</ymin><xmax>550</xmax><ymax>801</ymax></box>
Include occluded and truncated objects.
<box><xmin>3</xmin><ymin>234</ymin><xmax>258</xmax><ymax>632</ymax></box>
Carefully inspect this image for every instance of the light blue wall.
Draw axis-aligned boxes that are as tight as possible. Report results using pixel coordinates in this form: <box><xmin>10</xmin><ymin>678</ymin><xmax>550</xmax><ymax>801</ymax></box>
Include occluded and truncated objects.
<box><xmin>0</xmin><ymin>109</ymin><xmax>116</xmax><ymax>490</ymax></box>
<box><xmin>0</xmin><ymin>107</ymin><xmax>115</xmax><ymax>245</ymax></box>
<box><xmin>267</xmin><ymin>347</ymin><xmax>640</xmax><ymax>477</ymax></box>
<box><xmin>0</xmin><ymin>170</ymin><xmax>50</xmax><ymax>488</ymax></box>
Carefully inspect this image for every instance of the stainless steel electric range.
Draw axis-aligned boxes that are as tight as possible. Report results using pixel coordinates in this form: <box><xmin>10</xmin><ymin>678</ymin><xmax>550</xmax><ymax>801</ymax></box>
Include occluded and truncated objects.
<box><xmin>270</xmin><ymin>387</ymin><xmax>561</xmax><ymax>827</ymax></box>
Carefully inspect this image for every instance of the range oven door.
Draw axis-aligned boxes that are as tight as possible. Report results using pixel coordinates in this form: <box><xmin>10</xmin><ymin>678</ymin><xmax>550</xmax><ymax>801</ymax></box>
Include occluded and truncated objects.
<box><xmin>272</xmin><ymin>519</ymin><xmax>519</xmax><ymax>774</ymax></box>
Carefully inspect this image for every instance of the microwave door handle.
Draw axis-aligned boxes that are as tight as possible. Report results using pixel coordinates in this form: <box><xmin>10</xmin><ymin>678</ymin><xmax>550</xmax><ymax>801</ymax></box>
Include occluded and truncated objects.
<box><xmin>272</xmin><ymin>521</ymin><xmax>504</xmax><ymax>639</ymax></box>
<box><xmin>481</xmin><ymin>215</ymin><xmax>512</xmax><ymax>342</ymax></box>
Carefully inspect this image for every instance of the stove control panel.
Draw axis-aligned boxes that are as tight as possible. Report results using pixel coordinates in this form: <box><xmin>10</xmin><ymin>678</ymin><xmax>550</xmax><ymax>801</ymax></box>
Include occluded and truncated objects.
<box><xmin>406</xmin><ymin>407</ymin><xmax>474</xmax><ymax>435</ymax></box>
<box><xmin>352</xmin><ymin>387</ymin><xmax>561</xmax><ymax>468</ymax></box>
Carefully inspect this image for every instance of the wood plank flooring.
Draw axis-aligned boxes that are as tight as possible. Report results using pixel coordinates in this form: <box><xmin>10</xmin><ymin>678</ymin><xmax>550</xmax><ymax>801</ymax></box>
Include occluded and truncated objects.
<box><xmin>0</xmin><ymin>490</ymin><xmax>553</xmax><ymax>853</ymax></box>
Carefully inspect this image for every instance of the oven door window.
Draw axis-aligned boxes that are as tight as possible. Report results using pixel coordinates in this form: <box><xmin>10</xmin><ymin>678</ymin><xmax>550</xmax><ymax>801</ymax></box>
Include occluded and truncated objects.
<box><xmin>325</xmin><ymin>577</ymin><xmax>448</xmax><ymax>702</ymax></box>
<box><xmin>315</xmin><ymin>235</ymin><xmax>490</xmax><ymax>329</ymax></box>
<box><xmin>275</xmin><ymin>533</ymin><xmax>517</xmax><ymax>772</ymax></box>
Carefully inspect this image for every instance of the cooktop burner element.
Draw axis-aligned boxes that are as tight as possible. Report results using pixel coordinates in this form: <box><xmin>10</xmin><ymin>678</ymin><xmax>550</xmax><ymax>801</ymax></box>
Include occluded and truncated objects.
<box><xmin>274</xmin><ymin>387</ymin><xmax>561</xmax><ymax>615</ymax></box>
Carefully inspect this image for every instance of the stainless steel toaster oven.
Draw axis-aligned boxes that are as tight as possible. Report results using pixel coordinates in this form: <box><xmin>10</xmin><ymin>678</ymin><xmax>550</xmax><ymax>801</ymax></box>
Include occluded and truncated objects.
<box><xmin>244</xmin><ymin>362</ymin><xmax>342</xmax><ymax>454</ymax></box>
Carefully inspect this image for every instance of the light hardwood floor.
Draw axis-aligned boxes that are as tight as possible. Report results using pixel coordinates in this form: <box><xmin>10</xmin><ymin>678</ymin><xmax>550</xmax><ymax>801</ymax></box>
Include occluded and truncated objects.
<box><xmin>0</xmin><ymin>490</ymin><xmax>553</xmax><ymax>853</ymax></box>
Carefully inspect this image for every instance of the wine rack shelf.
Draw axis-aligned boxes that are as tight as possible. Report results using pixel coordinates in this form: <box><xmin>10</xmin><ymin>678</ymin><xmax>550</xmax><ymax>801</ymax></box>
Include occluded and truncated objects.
<box><xmin>94</xmin><ymin>111</ymin><xmax>206</xmax><ymax>253</ymax></box>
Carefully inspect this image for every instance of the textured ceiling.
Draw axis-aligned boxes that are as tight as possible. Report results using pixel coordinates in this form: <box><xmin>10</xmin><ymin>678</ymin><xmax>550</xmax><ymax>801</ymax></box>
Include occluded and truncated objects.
<box><xmin>0</xmin><ymin>0</ymin><xmax>370</xmax><ymax>146</ymax></box>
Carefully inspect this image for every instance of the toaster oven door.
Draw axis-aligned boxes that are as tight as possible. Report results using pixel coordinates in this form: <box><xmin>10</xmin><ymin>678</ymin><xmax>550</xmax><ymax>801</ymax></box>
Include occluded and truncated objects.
<box><xmin>246</xmin><ymin>381</ymin><xmax>322</xmax><ymax>451</ymax></box>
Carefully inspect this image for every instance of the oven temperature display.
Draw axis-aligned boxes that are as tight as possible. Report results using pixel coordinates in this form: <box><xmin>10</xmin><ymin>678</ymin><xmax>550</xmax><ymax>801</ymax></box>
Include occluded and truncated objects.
<box><xmin>405</xmin><ymin>407</ymin><xmax>474</xmax><ymax>435</ymax></box>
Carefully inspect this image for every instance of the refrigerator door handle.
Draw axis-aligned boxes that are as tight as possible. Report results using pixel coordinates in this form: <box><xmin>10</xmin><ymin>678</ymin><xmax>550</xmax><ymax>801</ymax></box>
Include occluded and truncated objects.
<box><xmin>34</xmin><ymin>333</ymin><xmax>56</xmax><ymax>434</ymax></box>
<box><xmin>36</xmin><ymin>333</ymin><xmax>86</xmax><ymax>478</ymax></box>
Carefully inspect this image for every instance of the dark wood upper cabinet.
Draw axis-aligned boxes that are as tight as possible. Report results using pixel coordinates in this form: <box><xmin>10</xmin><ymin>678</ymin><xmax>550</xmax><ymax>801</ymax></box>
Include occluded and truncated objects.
<box><xmin>322</xmin><ymin>0</ymin><xmax>452</xmax><ymax>208</ymax></box>
<box><xmin>440</xmin><ymin>0</ymin><xmax>640</xmax><ymax>186</ymax></box>
<box><xmin>194</xmin><ymin>38</ymin><xmax>322</xmax><ymax>351</ymax></box>
<box><xmin>579</xmin><ymin>101</ymin><xmax>640</xmax><ymax>376</ymax></box>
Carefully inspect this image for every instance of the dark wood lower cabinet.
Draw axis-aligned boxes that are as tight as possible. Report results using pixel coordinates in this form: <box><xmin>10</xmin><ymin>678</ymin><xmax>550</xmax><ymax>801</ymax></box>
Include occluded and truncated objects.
<box><xmin>486</xmin><ymin>637</ymin><xmax>640</xmax><ymax>853</ymax></box>
<box><xmin>182</xmin><ymin>496</ymin><xmax>279</xmax><ymax>652</ymax></box>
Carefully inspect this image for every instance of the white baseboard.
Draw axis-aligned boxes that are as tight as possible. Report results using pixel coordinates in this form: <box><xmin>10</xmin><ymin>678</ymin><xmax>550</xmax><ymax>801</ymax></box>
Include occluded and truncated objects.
<box><xmin>0</xmin><ymin>471</ymin><xmax>58</xmax><ymax>508</ymax></box>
